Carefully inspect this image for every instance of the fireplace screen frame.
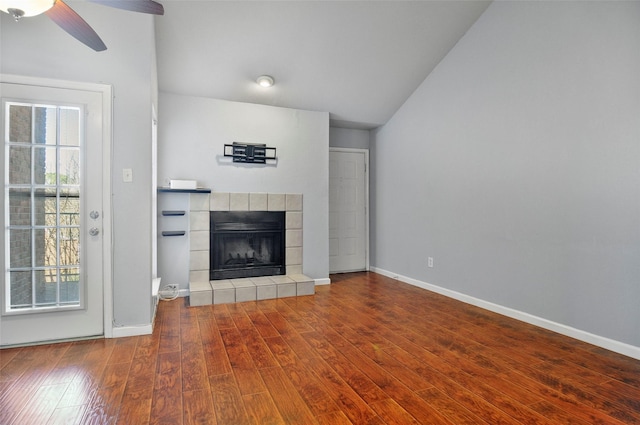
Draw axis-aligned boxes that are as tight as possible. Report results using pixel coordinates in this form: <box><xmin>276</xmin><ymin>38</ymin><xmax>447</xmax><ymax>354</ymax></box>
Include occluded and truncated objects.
<box><xmin>210</xmin><ymin>211</ymin><xmax>286</xmax><ymax>280</ymax></box>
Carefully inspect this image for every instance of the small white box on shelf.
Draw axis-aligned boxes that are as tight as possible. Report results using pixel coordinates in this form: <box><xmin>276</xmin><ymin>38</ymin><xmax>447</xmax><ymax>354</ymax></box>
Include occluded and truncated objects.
<box><xmin>170</xmin><ymin>179</ymin><xmax>197</xmax><ymax>190</ymax></box>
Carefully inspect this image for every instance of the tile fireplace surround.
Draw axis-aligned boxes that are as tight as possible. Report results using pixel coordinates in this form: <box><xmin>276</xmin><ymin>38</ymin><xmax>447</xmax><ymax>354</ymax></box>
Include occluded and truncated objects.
<box><xmin>187</xmin><ymin>192</ymin><xmax>314</xmax><ymax>306</ymax></box>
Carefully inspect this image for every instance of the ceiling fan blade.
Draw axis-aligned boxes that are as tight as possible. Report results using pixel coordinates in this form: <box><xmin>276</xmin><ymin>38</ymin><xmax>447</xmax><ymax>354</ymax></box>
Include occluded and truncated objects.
<box><xmin>88</xmin><ymin>0</ymin><xmax>164</xmax><ymax>16</ymax></box>
<box><xmin>45</xmin><ymin>0</ymin><xmax>107</xmax><ymax>51</ymax></box>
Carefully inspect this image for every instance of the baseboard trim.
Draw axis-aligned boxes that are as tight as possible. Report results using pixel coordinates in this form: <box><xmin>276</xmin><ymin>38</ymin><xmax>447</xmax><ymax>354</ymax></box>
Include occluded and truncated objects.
<box><xmin>370</xmin><ymin>267</ymin><xmax>640</xmax><ymax>361</ymax></box>
<box><xmin>152</xmin><ymin>277</ymin><xmax>161</xmax><ymax>297</ymax></box>
<box><xmin>111</xmin><ymin>324</ymin><xmax>153</xmax><ymax>338</ymax></box>
<box><xmin>315</xmin><ymin>278</ymin><xmax>331</xmax><ymax>286</ymax></box>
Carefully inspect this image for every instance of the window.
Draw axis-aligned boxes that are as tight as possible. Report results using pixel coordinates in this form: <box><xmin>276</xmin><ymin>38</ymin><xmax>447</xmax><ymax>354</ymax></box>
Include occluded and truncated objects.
<box><xmin>5</xmin><ymin>102</ymin><xmax>82</xmax><ymax>312</ymax></box>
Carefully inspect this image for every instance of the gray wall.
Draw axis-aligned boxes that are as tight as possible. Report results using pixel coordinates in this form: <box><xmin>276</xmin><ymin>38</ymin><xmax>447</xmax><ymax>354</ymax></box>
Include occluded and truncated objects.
<box><xmin>330</xmin><ymin>127</ymin><xmax>370</xmax><ymax>150</ymax></box>
<box><xmin>371</xmin><ymin>1</ymin><xmax>640</xmax><ymax>348</ymax></box>
<box><xmin>157</xmin><ymin>92</ymin><xmax>330</xmax><ymax>280</ymax></box>
<box><xmin>1</xmin><ymin>4</ymin><xmax>158</xmax><ymax>328</ymax></box>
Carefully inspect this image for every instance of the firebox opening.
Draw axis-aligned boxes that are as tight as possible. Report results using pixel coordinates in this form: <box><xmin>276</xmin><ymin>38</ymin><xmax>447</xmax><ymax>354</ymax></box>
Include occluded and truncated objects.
<box><xmin>210</xmin><ymin>211</ymin><xmax>286</xmax><ymax>280</ymax></box>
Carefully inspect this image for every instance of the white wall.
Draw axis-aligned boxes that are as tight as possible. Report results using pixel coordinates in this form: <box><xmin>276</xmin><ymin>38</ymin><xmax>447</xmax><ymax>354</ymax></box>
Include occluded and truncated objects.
<box><xmin>371</xmin><ymin>1</ymin><xmax>640</xmax><ymax>351</ymax></box>
<box><xmin>1</xmin><ymin>3</ymin><xmax>158</xmax><ymax>328</ymax></box>
<box><xmin>157</xmin><ymin>92</ymin><xmax>330</xmax><ymax>280</ymax></box>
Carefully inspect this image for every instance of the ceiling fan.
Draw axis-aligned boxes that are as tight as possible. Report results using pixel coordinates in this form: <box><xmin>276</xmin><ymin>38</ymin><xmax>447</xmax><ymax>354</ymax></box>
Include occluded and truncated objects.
<box><xmin>0</xmin><ymin>0</ymin><xmax>164</xmax><ymax>51</ymax></box>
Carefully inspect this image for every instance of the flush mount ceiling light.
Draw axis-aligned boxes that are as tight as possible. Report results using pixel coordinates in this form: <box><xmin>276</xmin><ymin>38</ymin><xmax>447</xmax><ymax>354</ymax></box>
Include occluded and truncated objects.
<box><xmin>256</xmin><ymin>75</ymin><xmax>275</xmax><ymax>88</ymax></box>
<box><xmin>0</xmin><ymin>0</ymin><xmax>54</xmax><ymax>19</ymax></box>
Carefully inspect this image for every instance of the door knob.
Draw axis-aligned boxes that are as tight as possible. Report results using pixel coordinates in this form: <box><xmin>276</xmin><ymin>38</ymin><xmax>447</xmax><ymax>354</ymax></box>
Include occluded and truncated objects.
<box><xmin>90</xmin><ymin>210</ymin><xmax>100</xmax><ymax>220</ymax></box>
<box><xmin>89</xmin><ymin>227</ymin><xmax>100</xmax><ymax>236</ymax></box>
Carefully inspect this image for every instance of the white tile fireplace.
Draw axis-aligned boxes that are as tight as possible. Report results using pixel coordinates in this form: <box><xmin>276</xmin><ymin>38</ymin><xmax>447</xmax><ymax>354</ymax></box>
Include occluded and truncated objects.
<box><xmin>187</xmin><ymin>192</ymin><xmax>313</xmax><ymax>305</ymax></box>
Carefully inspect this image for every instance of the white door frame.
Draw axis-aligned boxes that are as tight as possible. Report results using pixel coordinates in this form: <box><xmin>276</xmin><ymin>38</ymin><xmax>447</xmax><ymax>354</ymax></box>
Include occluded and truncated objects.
<box><xmin>329</xmin><ymin>147</ymin><xmax>370</xmax><ymax>272</ymax></box>
<box><xmin>1</xmin><ymin>74</ymin><xmax>113</xmax><ymax>339</ymax></box>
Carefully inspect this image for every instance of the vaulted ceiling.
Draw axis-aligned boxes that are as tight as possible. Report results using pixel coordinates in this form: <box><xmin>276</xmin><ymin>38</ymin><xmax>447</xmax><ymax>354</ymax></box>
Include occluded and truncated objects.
<box><xmin>155</xmin><ymin>1</ymin><xmax>492</xmax><ymax>129</ymax></box>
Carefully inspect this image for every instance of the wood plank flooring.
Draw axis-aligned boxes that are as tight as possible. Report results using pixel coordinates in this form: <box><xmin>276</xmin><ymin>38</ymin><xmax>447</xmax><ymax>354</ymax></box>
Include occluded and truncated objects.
<box><xmin>1</xmin><ymin>272</ymin><xmax>639</xmax><ymax>424</ymax></box>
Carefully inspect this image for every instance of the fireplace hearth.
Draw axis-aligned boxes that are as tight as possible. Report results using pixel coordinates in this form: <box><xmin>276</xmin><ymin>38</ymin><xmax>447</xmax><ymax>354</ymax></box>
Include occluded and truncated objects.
<box><xmin>210</xmin><ymin>211</ymin><xmax>286</xmax><ymax>280</ymax></box>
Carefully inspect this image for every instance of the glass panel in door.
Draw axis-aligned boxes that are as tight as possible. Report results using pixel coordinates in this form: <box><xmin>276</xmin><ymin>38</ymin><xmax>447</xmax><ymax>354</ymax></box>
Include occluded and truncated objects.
<box><xmin>5</xmin><ymin>103</ymin><xmax>83</xmax><ymax>312</ymax></box>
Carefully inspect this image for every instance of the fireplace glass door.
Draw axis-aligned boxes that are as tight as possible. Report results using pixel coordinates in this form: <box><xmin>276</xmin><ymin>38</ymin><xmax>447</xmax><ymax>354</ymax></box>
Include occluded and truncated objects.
<box><xmin>210</xmin><ymin>211</ymin><xmax>285</xmax><ymax>280</ymax></box>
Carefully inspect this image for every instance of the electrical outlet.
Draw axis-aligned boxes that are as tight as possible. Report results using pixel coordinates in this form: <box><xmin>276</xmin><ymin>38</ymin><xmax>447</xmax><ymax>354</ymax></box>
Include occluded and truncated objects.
<box><xmin>428</xmin><ymin>257</ymin><xmax>434</xmax><ymax>268</ymax></box>
<box><xmin>122</xmin><ymin>168</ymin><xmax>133</xmax><ymax>183</ymax></box>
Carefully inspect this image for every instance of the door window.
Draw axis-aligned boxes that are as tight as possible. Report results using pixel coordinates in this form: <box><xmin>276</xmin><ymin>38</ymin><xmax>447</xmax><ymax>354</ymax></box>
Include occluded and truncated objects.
<box><xmin>5</xmin><ymin>102</ymin><xmax>83</xmax><ymax>313</ymax></box>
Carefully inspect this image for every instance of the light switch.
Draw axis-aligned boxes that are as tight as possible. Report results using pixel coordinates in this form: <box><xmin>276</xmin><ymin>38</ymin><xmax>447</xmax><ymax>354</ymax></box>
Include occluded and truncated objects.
<box><xmin>123</xmin><ymin>168</ymin><xmax>133</xmax><ymax>183</ymax></box>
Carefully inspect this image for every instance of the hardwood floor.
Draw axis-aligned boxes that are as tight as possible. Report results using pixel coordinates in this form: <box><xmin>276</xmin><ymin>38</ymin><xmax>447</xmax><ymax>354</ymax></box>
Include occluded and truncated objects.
<box><xmin>1</xmin><ymin>272</ymin><xmax>639</xmax><ymax>424</ymax></box>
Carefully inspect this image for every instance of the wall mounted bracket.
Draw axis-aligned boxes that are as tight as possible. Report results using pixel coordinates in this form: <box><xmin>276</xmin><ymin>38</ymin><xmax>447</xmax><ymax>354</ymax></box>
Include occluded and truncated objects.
<box><xmin>224</xmin><ymin>142</ymin><xmax>276</xmax><ymax>164</ymax></box>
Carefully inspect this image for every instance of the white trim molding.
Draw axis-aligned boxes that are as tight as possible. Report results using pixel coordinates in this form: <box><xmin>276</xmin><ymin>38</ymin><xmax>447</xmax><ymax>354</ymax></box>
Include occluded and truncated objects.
<box><xmin>370</xmin><ymin>267</ymin><xmax>640</xmax><ymax>361</ymax></box>
<box><xmin>111</xmin><ymin>324</ymin><xmax>153</xmax><ymax>338</ymax></box>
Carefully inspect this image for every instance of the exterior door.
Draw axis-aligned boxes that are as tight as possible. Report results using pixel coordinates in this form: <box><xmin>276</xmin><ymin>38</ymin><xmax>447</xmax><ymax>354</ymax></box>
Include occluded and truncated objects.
<box><xmin>329</xmin><ymin>148</ymin><xmax>368</xmax><ymax>273</ymax></box>
<box><xmin>1</xmin><ymin>80</ymin><xmax>107</xmax><ymax>346</ymax></box>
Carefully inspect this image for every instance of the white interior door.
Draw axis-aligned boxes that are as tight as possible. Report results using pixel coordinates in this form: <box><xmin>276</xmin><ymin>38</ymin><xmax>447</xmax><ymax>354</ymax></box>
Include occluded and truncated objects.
<box><xmin>1</xmin><ymin>80</ymin><xmax>107</xmax><ymax>346</ymax></box>
<box><xmin>329</xmin><ymin>149</ymin><xmax>368</xmax><ymax>273</ymax></box>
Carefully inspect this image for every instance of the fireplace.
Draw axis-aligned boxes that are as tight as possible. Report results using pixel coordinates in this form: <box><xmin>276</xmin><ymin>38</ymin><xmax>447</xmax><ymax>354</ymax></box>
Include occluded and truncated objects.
<box><xmin>210</xmin><ymin>211</ymin><xmax>286</xmax><ymax>280</ymax></box>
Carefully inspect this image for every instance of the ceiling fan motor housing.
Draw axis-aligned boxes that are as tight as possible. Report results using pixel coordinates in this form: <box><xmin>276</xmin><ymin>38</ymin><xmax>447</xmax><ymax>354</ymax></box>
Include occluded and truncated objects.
<box><xmin>0</xmin><ymin>0</ymin><xmax>55</xmax><ymax>19</ymax></box>
<box><xmin>1</xmin><ymin>0</ymin><xmax>164</xmax><ymax>52</ymax></box>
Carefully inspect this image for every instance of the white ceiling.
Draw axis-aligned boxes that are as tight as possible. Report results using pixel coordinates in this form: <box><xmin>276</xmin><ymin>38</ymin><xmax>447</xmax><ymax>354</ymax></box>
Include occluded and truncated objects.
<box><xmin>155</xmin><ymin>1</ymin><xmax>491</xmax><ymax>129</ymax></box>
